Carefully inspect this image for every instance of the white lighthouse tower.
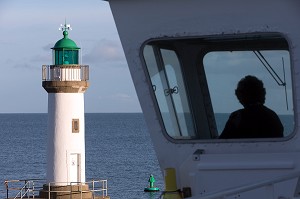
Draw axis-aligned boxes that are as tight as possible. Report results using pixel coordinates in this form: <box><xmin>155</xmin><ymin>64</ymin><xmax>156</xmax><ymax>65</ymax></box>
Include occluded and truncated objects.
<box><xmin>42</xmin><ymin>23</ymin><xmax>89</xmax><ymax>186</ymax></box>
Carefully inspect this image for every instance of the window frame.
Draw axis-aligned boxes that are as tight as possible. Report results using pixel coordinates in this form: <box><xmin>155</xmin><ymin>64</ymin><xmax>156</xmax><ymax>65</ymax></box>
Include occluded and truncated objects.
<box><xmin>140</xmin><ymin>32</ymin><xmax>295</xmax><ymax>143</ymax></box>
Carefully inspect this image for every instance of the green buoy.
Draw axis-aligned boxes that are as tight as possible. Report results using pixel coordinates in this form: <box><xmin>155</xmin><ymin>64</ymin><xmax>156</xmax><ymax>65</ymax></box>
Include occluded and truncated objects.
<box><xmin>144</xmin><ymin>174</ymin><xmax>160</xmax><ymax>192</ymax></box>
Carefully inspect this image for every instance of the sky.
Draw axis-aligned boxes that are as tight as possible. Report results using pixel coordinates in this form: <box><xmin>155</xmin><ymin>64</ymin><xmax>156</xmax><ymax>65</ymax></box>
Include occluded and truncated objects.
<box><xmin>0</xmin><ymin>0</ymin><xmax>142</xmax><ymax>113</ymax></box>
<box><xmin>0</xmin><ymin>1</ymin><xmax>294</xmax><ymax>115</ymax></box>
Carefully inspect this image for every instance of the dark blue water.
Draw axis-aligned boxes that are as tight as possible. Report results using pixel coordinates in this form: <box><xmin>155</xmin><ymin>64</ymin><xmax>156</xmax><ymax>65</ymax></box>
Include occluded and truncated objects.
<box><xmin>0</xmin><ymin>113</ymin><xmax>294</xmax><ymax>199</ymax></box>
<box><xmin>0</xmin><ymin>113</ymin><xmax>163</xmax><ymax>199</ymax></box>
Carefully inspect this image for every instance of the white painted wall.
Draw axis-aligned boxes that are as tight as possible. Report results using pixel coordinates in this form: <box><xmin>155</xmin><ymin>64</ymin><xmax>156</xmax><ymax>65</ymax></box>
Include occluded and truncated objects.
<box><xmin>108</xmin><ymin>0</ymin><xmax>300</xmax><ymax>197</ymax></box>
<box><xmin>46</xmin><ymin>93</ymin><xmax>86</xmax><ymax>185</ymax></box>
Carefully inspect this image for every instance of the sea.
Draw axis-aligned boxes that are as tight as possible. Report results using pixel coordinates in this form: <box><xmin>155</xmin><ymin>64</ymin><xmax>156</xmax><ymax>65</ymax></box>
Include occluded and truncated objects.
<box><xmin>0</xmin><ymin>113</ymin><xmax>163</xmax><ymax>199</ymax></box>
<box><xmin>0</xmin><ymin>113</ymin><xmax>294</xmax><ymax>199</ymax></box>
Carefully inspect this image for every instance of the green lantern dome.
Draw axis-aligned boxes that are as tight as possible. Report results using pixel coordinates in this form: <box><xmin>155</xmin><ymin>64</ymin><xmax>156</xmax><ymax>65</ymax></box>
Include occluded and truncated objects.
<box><xmin>52</xmin><ymin>23</ymin><xmax>80</xmax><ymax>65</ymax></box>
<box><xmin>53</xmin><ymin>31</ymin><xmax>80</xmax><ymax>50</ymax></box>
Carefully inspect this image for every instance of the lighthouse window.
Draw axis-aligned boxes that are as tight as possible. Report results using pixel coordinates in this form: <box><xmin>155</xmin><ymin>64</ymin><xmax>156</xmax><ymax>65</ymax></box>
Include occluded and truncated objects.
<box><xmin>54</xmin><ymin>50</ymin><xmax>78</xmax><ymax>65</ymax></box>
<box><xmin>72</xmin><ymin>119</ymin><xmax>80</xmax><ymax>133</ymax></box>
<box><xmin>142</xmin><ymin>33</ymin><xmax>294</xmax><ymax>141</ymax></box>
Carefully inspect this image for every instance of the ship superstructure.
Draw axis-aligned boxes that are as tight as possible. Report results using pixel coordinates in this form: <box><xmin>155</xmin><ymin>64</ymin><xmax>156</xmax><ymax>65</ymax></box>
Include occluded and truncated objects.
<box><xmin>104</xmin><ymin>0</ymin><xmax>300</xmax><ymax>198</ymax></box>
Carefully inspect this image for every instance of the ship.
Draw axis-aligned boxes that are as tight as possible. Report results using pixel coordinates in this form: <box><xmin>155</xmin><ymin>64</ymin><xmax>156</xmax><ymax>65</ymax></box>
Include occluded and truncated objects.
<box><xmin>103</xmin><ymin>0</ymin><xmax>300</xmax><ymax>198</ymax></box>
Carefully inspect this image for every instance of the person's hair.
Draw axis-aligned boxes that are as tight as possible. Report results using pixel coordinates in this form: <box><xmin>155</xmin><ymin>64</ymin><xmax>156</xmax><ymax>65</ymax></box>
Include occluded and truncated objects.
<box><xmin>235</xmin><ymin>75</ymin><xmax>266</xmax><ymax>106</ymax></box>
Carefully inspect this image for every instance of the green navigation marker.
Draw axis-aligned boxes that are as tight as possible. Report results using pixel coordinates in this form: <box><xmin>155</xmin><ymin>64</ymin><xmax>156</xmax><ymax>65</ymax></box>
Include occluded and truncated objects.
<box><xmin>144</xmin><ymin>174</ymin><xmax>160</xmax><ymax>192</ymax></box>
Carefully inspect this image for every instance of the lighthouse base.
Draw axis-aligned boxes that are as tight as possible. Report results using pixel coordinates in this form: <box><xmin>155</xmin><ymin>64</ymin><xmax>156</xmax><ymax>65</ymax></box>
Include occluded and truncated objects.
<box><xmin>39</xmin><ymin>184</ymin><xmax>109</xmax><ymax>199</ymax></box>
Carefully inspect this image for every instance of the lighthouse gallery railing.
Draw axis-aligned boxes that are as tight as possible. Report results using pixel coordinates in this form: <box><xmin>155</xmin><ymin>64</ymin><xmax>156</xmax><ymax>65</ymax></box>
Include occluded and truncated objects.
<box><xmin>42</xmin><ymin>65</ymin><xmax>89</xmax><ymax>81</ymax></box>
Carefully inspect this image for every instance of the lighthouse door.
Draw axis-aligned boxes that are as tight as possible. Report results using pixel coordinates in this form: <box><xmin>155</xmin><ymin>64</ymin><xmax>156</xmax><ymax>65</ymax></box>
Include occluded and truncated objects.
<box><xmin>70</xmin><ymin>153</ymin><xmax>81</xmax><ymax>184</ymax></box>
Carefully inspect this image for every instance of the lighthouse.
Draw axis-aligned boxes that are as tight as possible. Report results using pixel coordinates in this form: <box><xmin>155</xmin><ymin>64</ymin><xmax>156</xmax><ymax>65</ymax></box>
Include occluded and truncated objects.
<box><xmin>42</xmin><ymin>23</ymin><xmax>89</xmax><ymax>186</ymax></box>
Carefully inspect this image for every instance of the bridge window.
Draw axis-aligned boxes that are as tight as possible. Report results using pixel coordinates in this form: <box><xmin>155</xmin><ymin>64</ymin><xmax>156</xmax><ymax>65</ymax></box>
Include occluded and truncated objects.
<box><xmin>142</xmin><ymin>33</ymin><xmax>294</xmax><ymax>140</ymax></box>
<box><xmin>143</xmin><ymin>46</ymin><xmax>195</xmax><ymax>139</ymax></box>
<box><xmin>204</xmin><ymin>50</ymin><xmax>293</xmax><ymax>138</ymax></box>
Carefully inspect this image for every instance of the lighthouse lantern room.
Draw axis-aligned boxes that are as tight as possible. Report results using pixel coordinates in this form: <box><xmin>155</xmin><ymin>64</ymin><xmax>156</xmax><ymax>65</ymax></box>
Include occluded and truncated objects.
<box><xmin>42</xmin><ymin>23</ymin><xmax>89</xmax><ymax>186</ymax></box>
<box><xmin>52</xmin><ymin>26</ymin><xmax>80</xmax><ymax>65</ymax></box>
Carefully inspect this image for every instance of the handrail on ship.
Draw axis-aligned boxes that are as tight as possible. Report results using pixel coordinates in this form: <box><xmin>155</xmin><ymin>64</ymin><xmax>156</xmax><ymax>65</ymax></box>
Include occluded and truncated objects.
<box><xmin>4</xmin><ymin>179</ymin><xmax>108</xmax><ymax>199</ymax></box>
<box><xmin>42</xmin><ymin>65</ymin><xmax>89</xmax><ymax>81</ymax></box>
<box><xmin>185</xmin><ymin>171</ymin><xmax>300</xmax><ymax>199</ymax></box>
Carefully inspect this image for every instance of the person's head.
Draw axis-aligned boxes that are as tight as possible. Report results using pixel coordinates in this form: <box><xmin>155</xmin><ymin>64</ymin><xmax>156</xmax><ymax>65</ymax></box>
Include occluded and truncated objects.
<box><xmin>235</xmin><ymin>75</ymin><xmax>266</xmax><ymax>107</ymax></box>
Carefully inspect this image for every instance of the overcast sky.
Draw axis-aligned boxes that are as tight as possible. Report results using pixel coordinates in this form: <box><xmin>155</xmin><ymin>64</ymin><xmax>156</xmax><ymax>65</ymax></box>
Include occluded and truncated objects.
<box><xmin>0</xmin><ymin>0</ymin><xmax>142</xmax><ymax>113</ymax></box>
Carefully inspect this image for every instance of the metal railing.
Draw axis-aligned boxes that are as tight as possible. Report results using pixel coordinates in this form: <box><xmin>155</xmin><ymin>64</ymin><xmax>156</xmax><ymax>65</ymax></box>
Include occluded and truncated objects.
<box><xmin>92</xmin><ymin>179</ymin><xmax>108</xmax><ymax>198</ymax></box>
<box><xmin>4</xmin><ymin>179</ymin><xmax>44</xmax><ymax>199</ymax></box>
<box><xmin>14</xmin><ymin>181</ymin><xmax>33</xmax><ymax>199</ymax></box>
<box><xmin>4</xmin><ymin>179</ymin><xmax>108</xmax><ymax>199</ymax></box>
<box><xmin>42</xmin><ymin>65</ymin><xmax>89</xmax><ymax>81</ymax></box>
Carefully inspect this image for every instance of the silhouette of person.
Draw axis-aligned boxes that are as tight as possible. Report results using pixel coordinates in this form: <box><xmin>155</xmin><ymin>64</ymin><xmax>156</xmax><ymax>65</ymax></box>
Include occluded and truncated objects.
<box><xmin>219</xmin><ymin>75</ymin><xmax>284</xmax><ymax>139</ymax></box>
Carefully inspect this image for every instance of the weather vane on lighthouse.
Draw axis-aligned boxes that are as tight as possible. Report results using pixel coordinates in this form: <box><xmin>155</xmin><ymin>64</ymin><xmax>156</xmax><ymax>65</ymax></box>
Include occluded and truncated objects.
<box><xmin>59</xmin><ymin>23</ymin><xmax>72</xmax><ymax>32</ymax></box>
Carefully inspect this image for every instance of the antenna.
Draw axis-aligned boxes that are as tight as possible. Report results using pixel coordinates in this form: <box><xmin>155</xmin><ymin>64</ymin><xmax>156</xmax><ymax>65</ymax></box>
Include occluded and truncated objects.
<box><xmin>253</xmin><ymin>51</ymin><xmax>289</xmax><ymax>110</ymax></box>
<box><xmin>253</xmin><ymin>51</ymin><xmax>285</xmax><ymax>86</ymax></box>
